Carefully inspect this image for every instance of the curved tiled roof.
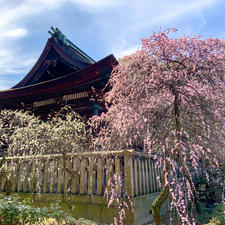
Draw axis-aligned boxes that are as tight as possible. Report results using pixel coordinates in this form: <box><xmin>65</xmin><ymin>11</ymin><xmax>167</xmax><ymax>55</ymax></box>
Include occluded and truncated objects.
<box><xmin>0</xmin><ymin>54</ymin><xmax>117</xmax><ymax>100</ymax></box>
<box><xmin>13</xmin><ymin>36</ymin><xmax>95</xmax><ymax>88</ymax></box>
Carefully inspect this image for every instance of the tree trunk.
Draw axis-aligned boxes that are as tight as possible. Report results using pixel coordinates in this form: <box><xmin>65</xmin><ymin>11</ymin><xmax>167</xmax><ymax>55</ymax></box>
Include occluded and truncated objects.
<box><xmin>152</xmin><ymin>85</ymin><xmax>179</xmax><ymax>224</ymax></box>
<box><xmin>152</xmin><ymin>184</ymin><xmax>169</xmax><ymax>225</ymax></box>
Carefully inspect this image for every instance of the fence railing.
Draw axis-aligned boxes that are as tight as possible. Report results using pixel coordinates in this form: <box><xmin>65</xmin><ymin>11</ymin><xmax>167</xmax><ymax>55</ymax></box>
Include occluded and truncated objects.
<box><xmin>0</xmin><ymin>150</ymin><xmax>161</xmax><ymax>197</ymax></box>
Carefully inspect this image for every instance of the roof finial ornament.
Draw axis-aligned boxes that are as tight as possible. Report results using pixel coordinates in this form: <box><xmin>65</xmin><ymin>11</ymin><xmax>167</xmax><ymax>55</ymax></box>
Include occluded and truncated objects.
<box><xmin>48</xmin><ymin>26</ymin><xmax>67</xmax><ymax>45</ymax></box>
<box><xmin>48</xmin><ymin>26</ymin><xmax>95</xmax><ymax>63</ymax></box>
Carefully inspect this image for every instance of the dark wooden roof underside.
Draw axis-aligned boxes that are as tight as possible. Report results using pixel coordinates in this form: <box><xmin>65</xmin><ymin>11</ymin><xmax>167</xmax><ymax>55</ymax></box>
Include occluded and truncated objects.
<box><xmin>0</xmin><ymin>33</ymin><xmax>118</xmax><ymax>117</ymax></box>
<box><xmin>0</xmin><ymin>54</ymin><xmax>117</xmax><ymax>102</ymax></box>
<box><xmin>13</xmin><ymin>37</ymin><xmax>95</xmax><ymax>88</ymax></box>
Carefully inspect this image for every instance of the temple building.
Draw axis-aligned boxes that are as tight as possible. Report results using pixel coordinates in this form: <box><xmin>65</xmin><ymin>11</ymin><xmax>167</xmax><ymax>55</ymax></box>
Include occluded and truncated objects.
<box><xmin>0</xmin><ymin>27</ymin><xmax>118</xmax><ymax>118</ymax></box>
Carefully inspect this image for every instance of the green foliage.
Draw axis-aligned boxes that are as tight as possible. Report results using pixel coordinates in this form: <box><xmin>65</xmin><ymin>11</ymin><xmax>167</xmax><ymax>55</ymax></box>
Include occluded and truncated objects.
<box><xmin>205</xmin><ymin>218</ymin><xmax>221</xmax><ymax>225</ymax></box>
<box><xmin>208</xmin><ymin>204</ymin><xmax>225</xmax><ymax>225</ymax></box>
<box><xmin>0</xmin><ymin>194</ymin><xmax>103</xmax><ymax>225</ymax></box>
<box><xmin>50</xmin><ymin>201</ymin><xmax>68</xmax><ymax>223</ymax></box>
<box><xmin>197</xmin><ymin>204</ymin><xmax>225</xmax><ymax>225</ymax></box>
<box><xmin>0</xmin><ymin>194</ymin><xmax>49</xmax><ymax>225</ymax></box>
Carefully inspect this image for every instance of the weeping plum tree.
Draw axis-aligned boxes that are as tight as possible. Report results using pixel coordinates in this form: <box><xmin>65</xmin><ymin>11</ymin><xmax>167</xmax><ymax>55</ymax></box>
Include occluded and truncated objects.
<box><xmin>0</xmin><ymin>110</ymin><xmax>43</xmax><ymax>195</ymax></box>
<box><xmin>92</xmin><ymin>29</ymin><xmax>225</xmax><ymax>224</ymax></box>
<box><xmin>0</xmin><ymin>107</ymin><xmax>92</xmax><ymax>194</ymax></box>
<box><xmin>0</xmin><ymin>108</ymin><xmax>91</xmax><ymax>157</ymax></box>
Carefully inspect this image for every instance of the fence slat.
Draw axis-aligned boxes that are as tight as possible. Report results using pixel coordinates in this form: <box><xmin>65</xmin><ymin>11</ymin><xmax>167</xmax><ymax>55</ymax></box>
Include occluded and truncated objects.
<box><xmin>43</xmin><ymin>160</ymin><xmax>49</xmax><ymax>193</ymax></box>
<box><xmin>29</xmin><ymin>161</ymin><xmax>35</xmax><ymax>193</ymax></box>
<box><xmin>64</xmin><ymin>159</ymin><xmax>72</xmax><ymax>194</ymax></box>
<box><xmin>72</xmin><ymin>157</ymin><xmax>79</xmax><ymax>194</ymax></box>
<box><xmin>17</xmin><ymin>162</ymin><xmax>25</xmax><ymax>192</ymax></box>
<box><xmin>96</xmin><ymin>159</ymin><xmax>103</xmax><ymax>196</ymax></box>
<box><xmin>148</xmin><ymin>159</ymin><xmax>153</xmax><ymax>193</ymax></box>
<box><xmin>49</xmin><ymin>160</ymin><xmax>56</xmax><ymax>193</ymax></box>
<box><xmin>115</xmin><ymin>156</ymin><xmax>122</xmax><ymax>197</ymax></box>
<box><xmin>151</xmin><ymin>160</ymin><xmax>157</xmax><ymax>193</ymax></box>
<box><xmin>124</xmin><ymin>151</ymin><xmax>134</xmax><ymax>197</ymax></box>
<box><xmin>133</xmin><ymin>158</ymin><xmax>139</xmax><ymax>197</ymax></box>
<box><xmin>137</xmin><ymin>159</ymin><xmax>143</xmax><ymax>195</ymax></box>
<box><xmin>35</xmin><ymin>160</ymin><xmax>43</xmax><ymax>193</ymax></box>
<box><xmin>23</xmin><ymin>161</ymin><xmax>32</xmax><ymax>193</ymax></box>
<box><xmin>88</xmin><ymin>158</ymin><xmax>95</xmax><ymax>195</ymax></box>
<box><xmin>145</xmin><ymin>159</ymin><xmax>150</xmax><ymax>194</ymax></box>
<box><xmin>11</xmin><ymin>160</ymin><xmax>18</xmax><ymax>192</ymax></box>
<box><xmin>142</xmin><ymin>160</ymin><xmax>146</xmax><ymax>195</ymax></box>
<box><xmin>56</xmin><ymin>159</ymin><xmax>63</xmax><ymax>194</ymax></box>
<box><xmin>80</xmin><ymin>159</ymin><xmax>87</xmax><ymax>195</ymax></box>
<box><xmin>0</xmin><ymin>161</ymin><xmax>7</xmax><ymax>192</ymax></box>
<box><xmin>0</xmin><ymin>176</ymin><xmax>5</xmax><ymax>192</ymax></box>
<box><xmin>106</xmin><ymin>157</ymin><xmax>113</xmax><ymax>193</ymax></box>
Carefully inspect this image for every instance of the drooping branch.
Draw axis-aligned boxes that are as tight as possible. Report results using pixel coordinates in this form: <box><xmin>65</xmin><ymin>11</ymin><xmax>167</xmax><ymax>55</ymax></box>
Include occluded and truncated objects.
<box><xmin>92</xmin><ymin>29</ymin><xmax>225</xmax><ymax>225</ymax></box>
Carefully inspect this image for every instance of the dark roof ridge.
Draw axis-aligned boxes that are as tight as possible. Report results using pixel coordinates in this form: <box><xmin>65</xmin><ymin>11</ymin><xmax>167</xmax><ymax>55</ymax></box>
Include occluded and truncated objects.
<box><xmin>13</xmin><ymin>28</ymin><xmax>96</xmax><ymax>88</ymax></box>
<box><xmin>0</xmin><ymin>54</ymin><xmax>117</xmax><ymax>99</ymax></box>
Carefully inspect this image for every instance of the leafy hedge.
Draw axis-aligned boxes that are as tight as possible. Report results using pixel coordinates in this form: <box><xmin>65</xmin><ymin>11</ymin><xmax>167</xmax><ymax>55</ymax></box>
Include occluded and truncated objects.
<box><xmin>203</xmin><ymin>204</ymin><xmax>225</xmax><ymax>225</ymax></box>
<box><xmin>0</xmin><ymin>194</ymin><xmax>104</xmax><ymax>225</ymax></box>
<box><xmin>0</xmin><ymin>194</ymin><xmax>49</xmax><ymax>225</ymax></box>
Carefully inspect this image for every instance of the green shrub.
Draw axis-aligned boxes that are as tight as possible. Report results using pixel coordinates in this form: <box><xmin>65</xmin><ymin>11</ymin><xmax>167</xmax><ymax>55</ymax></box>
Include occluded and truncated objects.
<box><xmin>202</xmin><ymin>204</ymin><xmax>225</xmax><ymax>225</ymax></box>
<box><xmin>208</xmin><ymin>204</ymin><xmax>225</xmax><ymax>225</ymax></box>
<box><xmin>0</xmin><ymin>194</ymin><xmax>50</xmax><ymax>225</ymax></box>
<box><xmin>204</xmin><ymin>218</ymin><xmax>221</xmax><ymax>225</ymax></box>
<box><xmin>0</xmin><ymin>194</ymin><xmax>103</xmax><ymax>225</ymax></box>
<box><xmin>50</xmin><ymin>201</ymin><xmax>68</xmax><ymax>223</ymax></box>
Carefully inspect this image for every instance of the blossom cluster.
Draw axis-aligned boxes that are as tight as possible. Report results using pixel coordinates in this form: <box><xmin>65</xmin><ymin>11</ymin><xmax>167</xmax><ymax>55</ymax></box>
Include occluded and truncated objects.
<box><xmin>92</xmin><ymin>29</ymin><xmax>225</xmax><ymax>224</ymax></box>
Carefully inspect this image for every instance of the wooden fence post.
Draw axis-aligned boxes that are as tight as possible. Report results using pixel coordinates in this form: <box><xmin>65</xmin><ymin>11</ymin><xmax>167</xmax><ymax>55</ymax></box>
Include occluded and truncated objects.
<box><xmin>145</xmin><ymin>159</ymin><xmax>150</xmax><ymax>194</ymax></box>
<box><xmin>64</xmin><ymin>158</ymin><xmax>72</xmax><ymax>194</ymax></box>
<box><xmin>141</xmin><ymin>159</ymin><xmax>146</xmax><ymax>195</ymax></box>
<box><xmin>35</xmin><ymin>160</ymin><xmax>43</xmax><ymax>193</ymax></box>
<box><xmin>57</xmin><ymin>159</ymin><xmax>63</xmax><ymax>194</ymax></box>
<box><xmin>43</xmin><ymin>159</ymin><xmax>49</xmax><ymax>193</ymax></box>
<box><xmin>49</xmin><ymin>160</ymin><xmax>56</xmax><ymax>193</ymax></box>
<box><xmin>133</xmin><ymin>157</ymin><xmax>139</xmax><ymax>197</ymax></box>
<box><xmin>137</xmin><ymin>158</ymin><xmax>143</xmax><ymax>195</ymax></box>
<box><xmin>88</xmin><ymin>157</ymin><xmax>94</xmax><ymax>195</ymax></box>
<box><xmin>151</xmin><ymin>160</ymin><xmax>157</xmax><ymax>193</ymax></box>
<box><xmin>124</xmin><ymin>151</ymin><xmax>134</xmax><ymax>197</ymax></box>
<box><xmin>72</xmin><ymin>157</ymin><xmax>80</xmax><ymax>194</ymax></box>
<box><xmin>17</xmin><ymin>161</ymin><xmax>25</xmax><ymax>192</ymax></box>
<box><xmin>23</xmin><ymin>161</ymin><xmax>32</xmax><ymax>193</ymax></box>
<box><xmin>96</xmin><ymin>158</ymin><xmax>104</xmax><ymax>196</ymax></box>
<box><xmin>106</xmin><ymin>157</ymin><xmax>113</xmax><ymax>193</ymax></box>
<box><xmin>80</xmin><ymin>159</ymin><xmax>87</xmax><ymax>195</ymax></box>
<box><xmin>11</xmin><ymin>160</ymin><xmax>18</xmax><ymax>192</ymax></box>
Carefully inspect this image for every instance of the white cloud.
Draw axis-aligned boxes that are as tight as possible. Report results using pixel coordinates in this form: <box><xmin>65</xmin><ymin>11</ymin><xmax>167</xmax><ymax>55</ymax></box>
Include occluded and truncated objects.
<box><xmin>0</xmin><ymin>80</ymin><xmax>15</xmax><ymax>90</ymax></box>
<box><xmin>0</xmin><ymin>0</ymin><xmax>123</xmax><ymax>80</ymax></box>
<box><xmin>0</xmin><ymin>28</ymin><xmax>27</xmax><ymax>39</ymax></box>
<box><xmin>113</xmin><ymin>45</ymin><xmax>140</xmax><ymax>59</ymax></box>
<box><xmin>0</xmin><ymin>51</ymin><xmax>36</xmax><ymax>75</ymax></box>
<box><xmin>100</xmin><ymin>0</ymin><xmax>222</xmax><ymax>60</ymax></box>
<box><xmin>121</xmin><ymin>0</ymin><xmax>220</xmax><ymax>35</ymax></box>
<box><xmin>0</xmin><ymin>0</ymin><xmax>61</xmax><ymax>88</ymax></box>
<box><xmin>0</xmin><ymin>45</ymin><xmax>36</xmax><ymax>90</ymax></box>
<box><xmin>0</xmin><ymin>0</ymin><xmax>119</xmax><ymax>85</ymax></box>
<box><xmin>69</xmin><ymin>0</ymin><xmax>122</xmax><ymax>8</ymax></box>
<box><xmin>0</xmin><ymin>0</ymin><xmax>223</xmax><ymax>89</ymax></box>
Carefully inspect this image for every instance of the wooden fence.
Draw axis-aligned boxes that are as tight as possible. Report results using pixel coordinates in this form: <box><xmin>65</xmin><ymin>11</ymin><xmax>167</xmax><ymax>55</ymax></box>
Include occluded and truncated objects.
<box><xmin>0</xmin><ymin>150</ymin><xmax>161</xmax><ymax>197</ymax></box>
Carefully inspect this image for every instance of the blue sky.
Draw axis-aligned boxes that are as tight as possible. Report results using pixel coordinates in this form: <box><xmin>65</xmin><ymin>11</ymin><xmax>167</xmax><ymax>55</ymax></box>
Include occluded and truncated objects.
<box><xmin>0</xmin><ymin>0</ymin><xmax>224</xmax><ymax>90</ymax></box>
